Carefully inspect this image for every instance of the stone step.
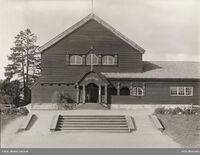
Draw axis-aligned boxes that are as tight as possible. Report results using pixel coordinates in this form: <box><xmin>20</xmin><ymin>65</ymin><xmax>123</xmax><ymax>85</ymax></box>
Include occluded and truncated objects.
<box><xmin>57</xmin><ymin>127</ymin><xmax>129</xmax><ymax>130</ymax></box>
<box><xmin>55</xmin><ymin>115</ymin><xmax>133</xmax><ymax>133</ymax></box>
<box><xmin>56</xmin><ymin>129</ymin><xmax>130</xmax><ymax>133</ymax></box>
<box><xmin>57</xmin><ymin>122</ymin><xmax>127</xmax><ymax>125</ymax></box>
<box><xmin>60</xmin><ymin>118</ymin><xmax>125</xmax><ymax>120</ymax></box>
<box><xmin>60</xmin><ymin>115</ymin><xmax>125</xmax><ymax>118</ymax></box>
<box><xmin>57</xmin><ymin>125</ymin><xmax>128</xmax><ymax>127</ymax></box>
<box><xmin>58</xmin><ymin>120</ymin><xmax>126</xmax><ymax>122</ymax></box>
<box><xmin>60</xmin><ymin>117</ymin><xmax>125</xmax><ymax>119</ymax></box>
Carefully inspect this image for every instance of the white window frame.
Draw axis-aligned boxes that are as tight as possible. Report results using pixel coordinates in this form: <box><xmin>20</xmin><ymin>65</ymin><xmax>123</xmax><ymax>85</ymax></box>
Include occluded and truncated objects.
<box><xmin>102</xmin><ymin>55</ymin><xmax>115</xmax><ymax>65</ymax></box>
<box><xmin>170</xmin><ymin>87</ymin><xmax>193</xmax><ymax>96</ymax></box>
<box><xmin>132</xmin><ymin>87</ymin><xmax>144</xmax><ymax>96</ymax></box>
<box><xmin>86</xmin><ymin>54</ymin><xmax>98</xmax><ymax>65</ymax></box>
<box><xmin>70</xmin><ymin>55</ymin><xmax>83</xmax><ymax>65</ymax></box>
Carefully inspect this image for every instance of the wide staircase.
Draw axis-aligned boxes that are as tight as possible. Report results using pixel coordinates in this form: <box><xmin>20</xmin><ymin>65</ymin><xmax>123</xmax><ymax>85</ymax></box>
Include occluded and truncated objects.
<box><xmin>54</xmin><ymin>115</ymin><xmax>134</xmax><ymax>133</ymax></box>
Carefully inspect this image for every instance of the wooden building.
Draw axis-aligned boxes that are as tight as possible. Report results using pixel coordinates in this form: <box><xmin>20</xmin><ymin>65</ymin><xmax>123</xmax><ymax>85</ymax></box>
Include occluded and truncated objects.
<box><xmin>31</xmin><ymin>14</ymin><xmax>200</xmax><ymax>109</ymax></box>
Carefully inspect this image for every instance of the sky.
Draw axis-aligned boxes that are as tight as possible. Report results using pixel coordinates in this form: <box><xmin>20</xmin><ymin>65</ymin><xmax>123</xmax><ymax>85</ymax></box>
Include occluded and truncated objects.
<box><xmin>0</xmin><ymin>0</ymin><xmax>199</xmax><ymax>79</ymax></box>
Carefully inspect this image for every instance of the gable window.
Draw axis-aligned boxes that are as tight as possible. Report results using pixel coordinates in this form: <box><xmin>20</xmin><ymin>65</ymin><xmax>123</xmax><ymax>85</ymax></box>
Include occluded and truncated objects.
<box><xmin>70</xmin><ymin>55</ymin><xmax>82</xmax><ymax>65</ymax></box>
<box><xmin>86</xmin><ymin>54</ymin><xmax>98</xmax><ymax>65</ymax></box>
<box><xmin>132</xmin><ymin>87</ymin><xmax>143</xmax><ymax>96</ymax></box>
<box><xmin>170</xmin><ymin>87</ymin><xmax>193</xmax><ymax>96</ymax></box>
<box><xmin>102</xmin><ymin>55</ymin><xmax>115</xmax><ymax>65</ymax></box>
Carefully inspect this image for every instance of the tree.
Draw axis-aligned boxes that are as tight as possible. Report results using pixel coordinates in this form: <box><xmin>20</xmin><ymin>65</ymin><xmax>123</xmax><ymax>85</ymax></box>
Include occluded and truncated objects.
<box><xmin>4</xmin><ymin>29</ymin><xmax>41</xmax><ymax>104</ymax></box>
<box><xmin>0</xmin><ymin>79</ymin><xmax>21</xmax><ymax>107</ymax></box>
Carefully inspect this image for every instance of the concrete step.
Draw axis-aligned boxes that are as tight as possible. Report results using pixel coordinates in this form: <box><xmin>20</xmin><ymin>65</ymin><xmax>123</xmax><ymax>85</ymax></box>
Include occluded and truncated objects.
<box><xmin>60</xmin><ymin>117</ymin><xmax>125</xmax><ymax>119</ymax></box>
<box><xmin>57</xmin><ymin>122</ymin><xmax>127</xmax><ymax>125</ymax></box>
<box><xmin>57</xmin><ymin>125</ymin><xmax>128</xmax><ymax>127</ymax></box>
<box><xmin>55</xmin><ymin>115</ymin><xmax>133</xmax><ymax>133</ymax></box>
<box><xmin>60</xmin><ymin>115</ymin><xmax>125</xmax><ymax>118</ymax></box>
<box><xmin>57</xmin><ymin>127</ymin><xmax>129</xmax><ymax>130</ymax></box>
<box><xmin>56</xmin><ymin>129</ymin><xmax>130</xmax><ymax>133</ymax></box>
<box><xmin>58</xmin><ymin>120</ymin><xmax>126</xmax><ymax>122</ymax></box>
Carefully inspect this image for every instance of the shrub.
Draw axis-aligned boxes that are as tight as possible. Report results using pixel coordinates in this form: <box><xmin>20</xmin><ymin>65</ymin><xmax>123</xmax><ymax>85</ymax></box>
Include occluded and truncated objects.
<box><xmin>154</xmin><ymin>106</ymin><xmax>199</xmax><ymax>115</ymax></box>
<box><xmin>173</xmin><ymin>107</ymin><xmax>183</xmax><ymax>114</ymax></box>
<box><xmin>154</xmin><ymin>107</ymin><xmax>166</xmax><ymax>114</ymax></box>
<box><xmin>18</xmin><ymin>107</ymin><xmax>29</xmax><ymax>115</ymax></box>
<box><xmin>1</xmin><ymin>106</ymin><xmax>29</xmax><ymax>116</ymax></box>
<box><xmin>56</xmin><ymin>91</ymin><xmax>76</xmax><ymax>110</ymax></box>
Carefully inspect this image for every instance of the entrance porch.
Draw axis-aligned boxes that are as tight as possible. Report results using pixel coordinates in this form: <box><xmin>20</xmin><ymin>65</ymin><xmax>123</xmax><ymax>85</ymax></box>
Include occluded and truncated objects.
<box><xmin>76</xmin><ymin>71</ymin><xmax>109</xmax><ymax>104</ymax></box>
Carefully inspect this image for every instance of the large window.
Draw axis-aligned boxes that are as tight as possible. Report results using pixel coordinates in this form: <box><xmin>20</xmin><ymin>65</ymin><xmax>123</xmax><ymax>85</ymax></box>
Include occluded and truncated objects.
<box><xmin>86</xmin><ymin>54</ymin><xmax>98</xmax><ymax>65</ymax></box>
<box><xmin>132</xmin><ymin>87</ymin><xmax>144</xmax><ymax>96</ymax></box>
<box><xmin>170</xmin><ymin>87</ymin><xmax>193</xmax><ymax>96</ymax></box>
<box><xmin>102</xmin><ymin>55</ymin><xmax>115</xmax><ymax>65</ymax></box>
<box><xmin>70</xmin><ymin>55</ymin><xmax>82</xmax><ymax>65</ymax></box>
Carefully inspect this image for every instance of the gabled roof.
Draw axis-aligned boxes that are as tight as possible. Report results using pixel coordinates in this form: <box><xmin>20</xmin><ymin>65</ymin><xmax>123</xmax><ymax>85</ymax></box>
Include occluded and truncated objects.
<box><xmin>101</xmin><ymin>61</ymin><xmax>200</xmax><ymax>79</ymax></box>
<box><xmin>78</xmin><ymin>71</ymin><xmax>109</xmax><ymax>85</ymax></box>
<box><xmin>39</xmin><ymin>13</ymin><xmax>145</xmax><ymax>54</ymax></box>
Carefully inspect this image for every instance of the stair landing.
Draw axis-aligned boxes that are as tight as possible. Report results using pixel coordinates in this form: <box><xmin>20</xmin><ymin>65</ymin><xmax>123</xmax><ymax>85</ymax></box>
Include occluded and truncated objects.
<box><xmin>76</xmin><ymin>103</ymin><xmax>109</xmax><ymax>110</ymax></box>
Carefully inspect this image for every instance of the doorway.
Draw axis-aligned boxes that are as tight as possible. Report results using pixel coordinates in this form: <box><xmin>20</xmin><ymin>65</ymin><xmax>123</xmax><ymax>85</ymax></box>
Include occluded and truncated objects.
<box><xmin>86</xmin><ymin>83</ymin><xmax>98</xmax><ymax>103</ymax></box>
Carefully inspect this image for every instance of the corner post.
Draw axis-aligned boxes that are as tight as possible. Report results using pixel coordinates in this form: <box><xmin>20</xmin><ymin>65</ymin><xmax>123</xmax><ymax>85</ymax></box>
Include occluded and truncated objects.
<box><xmin>117</xmin><ymin>82</ymin><xmax>120</xmax><ymax>96</ymax></box>
<box><xmin>82</xmin><ymin>84</ymin><xmax>86</xmax><ymax>103</ymax></box>
<box><xmin>104</xmin><ymin>84</ymin><xmax>108</xmax><ymax>104</ymax></box>
<box><xmin>98</xmin><ymin>84</ymin><xmax>101</xmax><ymax>103</ymax></box>
<box><xmin>76</xmin><ymin>84</ymin><xmax>80</xmax><ymax>103</ymax></box>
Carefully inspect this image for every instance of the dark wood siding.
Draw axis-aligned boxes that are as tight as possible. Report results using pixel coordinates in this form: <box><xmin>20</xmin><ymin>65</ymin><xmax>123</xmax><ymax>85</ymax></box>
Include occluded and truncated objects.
<box><xmin>32</xmin><ymin>85</ymin><xmax>76</xmax><ymax>103</ymax></box>
<box><xmin>32</xmin><ymin>80</ymin><xmax>200</xmax><ymax>105</ymax></box>
<box><xmin>40</xmin><ymin>19</ymin><xmax>142</xmax><ymax>83</ymax></box>
<box><xmin>111</xmin><ymin>81</ymin><xmax>200</xmax><ymax>105</ymax></box>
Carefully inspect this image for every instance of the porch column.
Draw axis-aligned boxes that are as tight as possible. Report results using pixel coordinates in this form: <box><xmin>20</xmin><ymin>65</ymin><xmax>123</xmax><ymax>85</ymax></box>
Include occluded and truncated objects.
<box><xmin>76</xmin><ymin>85</ymin><xmax>79</xmax><ymax>103</ymax></box>
<box><xmin>130</xmin><ymin>82</ymin><xmax>133</xmax><ymax>96</ymax></box>
<box><xmin>98</xmin><ymin>84</ymin><xmax>101</xmax><ymax>103</ymax></box>
<box><xmin>117</xmin><ymin>82</ymin><xmax>120</xmax><ymax>96</ymax></box>
<box><xmin>104</xmin><ymin>84</ymin><xmax>108</xmax><ymax>104</ymax></box>
<box><xmin>82</xmin><ymin>84</ymin><xmax>86</xmax><ymax>103</ymax></box>
<box><xmin>142</xmin><ymin>82</ymin><xmax>146</xmax><ymax>96</ymax></box>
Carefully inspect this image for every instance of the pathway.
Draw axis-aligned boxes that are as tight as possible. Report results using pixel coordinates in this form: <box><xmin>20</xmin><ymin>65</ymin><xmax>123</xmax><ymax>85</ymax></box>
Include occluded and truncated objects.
<box><xmin>1</xmin><ymin>109</ymin><xmax>181</xmax><ymax>148</ymax></box>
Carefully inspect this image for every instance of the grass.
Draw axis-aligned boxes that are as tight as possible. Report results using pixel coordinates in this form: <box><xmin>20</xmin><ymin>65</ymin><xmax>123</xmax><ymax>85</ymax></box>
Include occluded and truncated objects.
<box><xmin>156</xmin><ymin>113</ymin><xmax>200</xmax><ymax>148</ymax></box>
<box><xmin>0</xmin><ymin>112</ymin><xmax>22</xmax><ymax>132</ymax></box>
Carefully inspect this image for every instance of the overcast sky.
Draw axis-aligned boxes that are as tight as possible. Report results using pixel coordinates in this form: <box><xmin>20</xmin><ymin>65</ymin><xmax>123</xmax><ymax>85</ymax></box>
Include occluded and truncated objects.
<box><xmin>0</xmin><ymin>0</ymin><xmax>199</xmax><ymax>79</ymax></box>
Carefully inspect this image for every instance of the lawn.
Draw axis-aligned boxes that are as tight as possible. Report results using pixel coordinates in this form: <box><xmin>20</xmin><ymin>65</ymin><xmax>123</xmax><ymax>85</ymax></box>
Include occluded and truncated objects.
<box><xmin>0</xmin><ymin>105</ymin><xmax>29</xmax><ymax>132</ymax></box>
<box><xmin>156</xmin><ymin>113</ymin><xmax>200</xmax><ymax>148</ymax></box>
<box><xmin>0</xmin><ymin>113</ymin><xmax>22</xmax><ymax>132</ymax></box>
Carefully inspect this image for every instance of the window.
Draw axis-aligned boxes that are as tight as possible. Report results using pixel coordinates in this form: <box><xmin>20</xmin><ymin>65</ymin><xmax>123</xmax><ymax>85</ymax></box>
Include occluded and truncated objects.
<box><xmin>70</xmin><ymin>55</ymin><xmax>82</xmax><ymax>65</ymax></box>
<box><xmin>102</xmin><ymin>55</ymin><xmax>115</xmax><ymax>65</ymax></box>
<box><xmin>132</xmin><ymin>87</ymin><xmax>143</xmax><ymax>96</ymax></box>
<box><xmin>86</xmin><ymin>54</ymin><xmax>98</xmax><ymax>65</ymax></box>
<box><xmin>120</xmin><ymin>87</ymin><xmax>130</xmax><ymax>95</ymax></box>
<box><xmin>170</xmin><ymin>87</ymin><xmax>193</xmax><ymax>96</ymax></box>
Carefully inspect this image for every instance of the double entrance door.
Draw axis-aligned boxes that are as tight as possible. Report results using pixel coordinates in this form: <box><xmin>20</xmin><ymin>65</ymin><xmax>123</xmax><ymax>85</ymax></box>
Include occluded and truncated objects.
<box><xmin>85</xmin><ymin>83</ymin><xmax>98</xmax><ymax>103</ymax></box>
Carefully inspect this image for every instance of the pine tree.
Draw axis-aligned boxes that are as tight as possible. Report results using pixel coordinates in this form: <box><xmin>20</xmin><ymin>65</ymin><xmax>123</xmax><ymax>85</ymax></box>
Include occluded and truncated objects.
<box><xmin>5</xmin><ymin>29</ymin><xmax>41</xmax><ymax>104</ymax></box>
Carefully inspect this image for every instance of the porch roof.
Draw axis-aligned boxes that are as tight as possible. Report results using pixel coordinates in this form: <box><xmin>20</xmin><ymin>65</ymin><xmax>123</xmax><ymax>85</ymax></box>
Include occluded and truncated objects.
<box><xmin>78</xmin><ymin>71</ymin><xmax>109</xmax><ymax>86</ymax></box>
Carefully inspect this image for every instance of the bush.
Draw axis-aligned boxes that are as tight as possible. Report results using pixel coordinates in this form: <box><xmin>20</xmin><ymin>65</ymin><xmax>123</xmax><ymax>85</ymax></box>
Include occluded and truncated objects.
<box><xmin>154</xmin><ymin>107</ymin><xmax>166</xmax><ymax>114</ymax></box>
<box><xmin>56</xmin><ymin>91</ymin><xmax>77</xmax><ymax>110</ymax></box>
<box><xmin>1</xmin><ymin>106</ymin><xmax>29</xmax><ymax>116</ymax></box>
<box><xmin>0</xmin><ymin>80</ymin><xmax>21</xmax><ymax>107</ymax></box>
<box><xmin>1</xmin><ymin>108</ymin><xmax>18</xmax><ymax>115</ymax></box>
<box><xmin>154</xmin><ymin>106</ymin><xmax>199</xmax><ymax>115</ymax></box>
<box><xmin>18</xmin><ymin>107</ymin><xmax>29</xmax><ymax>115</ymax></box>
<box><xmin>173</xmin><ymin>107</ymin><xmax>183</xmax><ymax>114</ymax></box>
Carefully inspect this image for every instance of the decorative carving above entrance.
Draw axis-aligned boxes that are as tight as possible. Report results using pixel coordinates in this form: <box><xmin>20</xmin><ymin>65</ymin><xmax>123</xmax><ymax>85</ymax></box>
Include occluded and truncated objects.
<box><xmin>78</xmin><ymin>71</ymin><xmax>109</xmax><ymax>86</ymax></box>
